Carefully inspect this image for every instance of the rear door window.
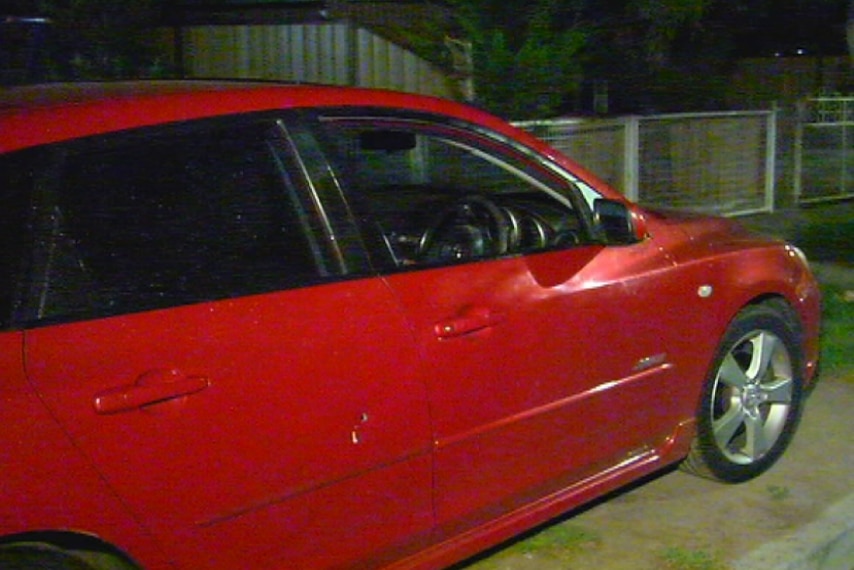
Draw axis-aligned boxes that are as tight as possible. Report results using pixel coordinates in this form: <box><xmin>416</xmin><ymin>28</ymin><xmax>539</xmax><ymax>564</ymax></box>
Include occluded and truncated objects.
<box><xmin>35</xmin><ymin>119</ymin><xmax>329</xmax><ymax>322</ymax></box>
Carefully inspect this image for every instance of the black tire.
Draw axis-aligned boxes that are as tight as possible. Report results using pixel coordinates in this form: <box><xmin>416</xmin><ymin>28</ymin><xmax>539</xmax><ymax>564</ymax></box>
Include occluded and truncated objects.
<box><xmin>682</xmin><ymin>302</ymin><xmax>805</xmax><ymax>483</ymax></box>
<box><xmin>0</xmin><ymin>544</ymin><xmax>98</xmax><ymax>570</ymax></box>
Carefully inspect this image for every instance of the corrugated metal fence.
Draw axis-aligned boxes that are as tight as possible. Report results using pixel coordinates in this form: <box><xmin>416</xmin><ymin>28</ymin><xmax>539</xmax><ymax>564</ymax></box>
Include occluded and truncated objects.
<box><xmin>515</xmin><ymin>111</ymin><xmax>778</xmax><ymax>216</ymax></box>
<box><xmin>182</xmin><ymin>23</ymin><xmax>453</xmax><ymax>98</ymax></box>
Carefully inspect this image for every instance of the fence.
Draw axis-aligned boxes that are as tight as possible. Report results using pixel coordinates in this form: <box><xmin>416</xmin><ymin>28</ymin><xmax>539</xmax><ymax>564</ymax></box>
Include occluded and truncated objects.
<box><xmin>516</xmin><ymin>110</ymin><xmax>778</xmax><ymax>216</ymax></box>
<box><xmin>794</xmin><ymin>96</ymin><xmax>854</xmax><ymax>203</ymax></box>
<box><xmin>181</xmin><ymin>23</ymin><xmax>454</xmax><ymax>98</ymax></box>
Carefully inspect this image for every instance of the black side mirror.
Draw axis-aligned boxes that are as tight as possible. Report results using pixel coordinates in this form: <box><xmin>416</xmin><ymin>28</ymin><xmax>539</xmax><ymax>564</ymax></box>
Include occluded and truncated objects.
<box><xmin>593</xmin><ymin>199</ymin><xmax>646</xmax><ymax>244</ymax></box>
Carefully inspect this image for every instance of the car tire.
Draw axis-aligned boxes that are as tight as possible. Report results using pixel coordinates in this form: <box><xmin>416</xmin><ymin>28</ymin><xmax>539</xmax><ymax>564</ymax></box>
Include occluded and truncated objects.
<box><xmin>682</xmin><ymin>301</ymin><xmax>805</xmax><ymax>483</ymax></box>
<box><xmin>0</xmin><ymin>544</ymin><xmax>98</xmax><ymax>570</ymax></box>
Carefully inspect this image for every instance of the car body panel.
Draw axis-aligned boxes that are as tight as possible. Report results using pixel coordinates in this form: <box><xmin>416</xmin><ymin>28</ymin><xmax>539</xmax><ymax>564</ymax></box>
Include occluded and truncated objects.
<box><xmin>23</xmin><ymin>281</ymin><xmax>433</xmax><ymax>569</ymax></box>
<box><xmin>0</xmin><ymin>81</ymin><xmax>821</xmax><ymax>570</ymax></box>
<box><xmin>0</xmin><ymin>331</ymin><xmax>172</xmax><ymax>569</ymax></box>
<box><xmin>383</xmin><ymin>240</ymin><xmax>708</xmax><ymax>535</ymax></box>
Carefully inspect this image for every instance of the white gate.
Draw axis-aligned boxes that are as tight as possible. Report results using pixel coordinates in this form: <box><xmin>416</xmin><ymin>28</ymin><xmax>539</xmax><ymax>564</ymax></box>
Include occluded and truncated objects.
<box><xmin>795</xmin><ymin>96</ymin><xmax>854</xmax><ymax>203</ymax></box>
<box><xmin>516</xmin><ymin>110</ymin><xmax>777</xmax><ymax>217</ymax></box>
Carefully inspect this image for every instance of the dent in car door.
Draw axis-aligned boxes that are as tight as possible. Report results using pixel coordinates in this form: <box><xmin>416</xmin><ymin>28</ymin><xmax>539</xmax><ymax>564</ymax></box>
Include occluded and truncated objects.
<box><xmin>21</xmin><ymin>120</ymin><xmax>432</xmax><ymax>570</ymax></box>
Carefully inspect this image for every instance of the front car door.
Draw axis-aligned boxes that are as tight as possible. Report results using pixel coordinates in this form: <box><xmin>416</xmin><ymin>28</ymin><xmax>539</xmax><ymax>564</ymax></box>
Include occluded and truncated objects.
<box><xmin>18</xmin><ymin>116</ymin><xmax>432</xmax><ymax>569</ymax></box>
<box><xmin>310</xmin><ymin>112</ymin><xmax>688</xmax><ymax>535</ymax></box>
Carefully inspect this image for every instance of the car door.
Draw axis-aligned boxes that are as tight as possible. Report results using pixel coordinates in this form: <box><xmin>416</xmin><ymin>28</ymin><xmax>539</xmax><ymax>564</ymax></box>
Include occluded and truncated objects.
<box><xmin>315</xmin><ymin>114</ymin><xmax>687</xmax><ymax>533</ymax></box>
<box><xmin>20</xmin><ymin>118</ymin><xmax>432</xmax><ymax>570</ymax></box>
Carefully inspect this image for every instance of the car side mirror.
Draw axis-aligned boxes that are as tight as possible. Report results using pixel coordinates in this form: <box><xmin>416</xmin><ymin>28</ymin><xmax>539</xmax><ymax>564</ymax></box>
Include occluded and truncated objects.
<box><xmin>593</xmin><ymin>199</ymin><xmax>648</xmax><ymax>244</ymax></box>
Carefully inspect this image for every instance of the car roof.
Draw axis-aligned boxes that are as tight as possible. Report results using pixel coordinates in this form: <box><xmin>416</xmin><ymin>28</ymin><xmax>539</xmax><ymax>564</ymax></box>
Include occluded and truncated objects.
<box><xmin>0</xmin><ymin>80</ymin><xmax>612</xmax><ymax>199</ymax></box>
<box><xmin>0</xmin><ymin>80</ymin><xmax>519</xmax><ymax>153</ymax></box>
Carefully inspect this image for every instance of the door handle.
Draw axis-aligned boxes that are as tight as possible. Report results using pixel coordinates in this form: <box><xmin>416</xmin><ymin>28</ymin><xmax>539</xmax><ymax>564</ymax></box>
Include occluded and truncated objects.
<box><xmin>434</xmin><ymin>307</ymin><xmax>505</xmax><ymax>339</ymax></box>
<box><xmin>94</xmin><ymin>369</ymin><xmax>210</xmax><ymax>414</ymax></box>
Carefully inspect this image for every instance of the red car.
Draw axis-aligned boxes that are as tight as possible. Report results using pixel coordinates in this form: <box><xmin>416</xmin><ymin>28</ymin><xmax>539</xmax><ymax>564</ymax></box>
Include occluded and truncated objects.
<box><xmin>0</xmin><ymin>82</ymin><xmax>820</xmax><ymax>570</ymax></box>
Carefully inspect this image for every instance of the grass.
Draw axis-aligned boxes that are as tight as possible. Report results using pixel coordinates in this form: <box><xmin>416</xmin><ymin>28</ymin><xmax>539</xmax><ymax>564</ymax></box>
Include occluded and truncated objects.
<box><xmin>792</xmin><ymin>202</ymin><xmax>854</xmax><ymax>264</ymax></box>
<box><xmin>766</xmin><ymin>484</ymin><xmax>791</xmax><ymax>501</ymax></box>
<box><xmin>820</xmin><ymin>283</ymin><xmax>854</xmax><ymax>380</ymax></box>
<box><xmin>514</xmin><ymin>523</ymin><xmax>601</xmax><ymax>558</ymax></box>
<box><xmin>659</xmin><ymin>547</ymin><xmax>730</xmax><ymax>570</ymax></box>
<box><xmin>461</xmin><ymin>522</ymin><xmax>602</xmax><ymax>569</ymax></box>
<box><xmin>790</xmin><ymin>202</ymin><xmax>853</xmax><ymax>381</ymax></box>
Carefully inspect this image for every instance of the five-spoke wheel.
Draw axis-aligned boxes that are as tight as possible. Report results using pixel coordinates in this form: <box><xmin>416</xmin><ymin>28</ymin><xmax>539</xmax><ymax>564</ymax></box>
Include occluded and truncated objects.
<box><xmin>682</xmin><ymin>302</ymin><xmax>805</xmax><ymax>482</ymax></box>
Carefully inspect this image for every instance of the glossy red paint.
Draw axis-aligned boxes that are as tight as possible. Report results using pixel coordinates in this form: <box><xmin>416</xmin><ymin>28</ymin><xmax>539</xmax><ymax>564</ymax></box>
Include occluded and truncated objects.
<box><xmin>23</xmin><ymin>281</ymin><xmax>433</xmax><ymax>569</ymax></box>
<box><xmin>0</xmin><ymin>82</ymin><xmax>821</xmax><ymax>570</ymax></box>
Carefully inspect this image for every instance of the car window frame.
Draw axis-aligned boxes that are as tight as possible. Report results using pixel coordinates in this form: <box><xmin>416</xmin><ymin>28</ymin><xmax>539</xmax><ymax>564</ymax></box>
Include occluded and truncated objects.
<box><xmin>305</xmin><ymin>109</ymin><xmax>600</xmax><ymax>273</ymax></box>
<box><xmin>8</xmin><ymin>112</ymin><xmax>371</xmax><ymax>329</ymax></box>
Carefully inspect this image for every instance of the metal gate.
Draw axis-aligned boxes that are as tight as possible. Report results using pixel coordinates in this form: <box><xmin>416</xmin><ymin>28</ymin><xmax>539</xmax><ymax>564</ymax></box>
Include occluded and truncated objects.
<box><xmin>516</xmin><ymin>110</ymin><xmax>777</xmax><ymax>217</ymax></box>
<box><xmin>795</xmin><ymin>96</ymin><xmax>854</xmax><ymax>203</ymax></box>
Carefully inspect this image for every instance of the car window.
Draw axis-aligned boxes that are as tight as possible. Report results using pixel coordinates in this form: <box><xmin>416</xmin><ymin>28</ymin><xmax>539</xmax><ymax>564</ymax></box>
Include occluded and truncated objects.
<box><xmin>0</xmin><ymin>151</ymin><xmax>33</xmax><ymax>329</ymax></box>
<box><xmin>319</xmin><ymin>118</ymin><xmax>591</xmax><ymax>268</ymax></box>
<box><xmin>34</xmin><ymin>120</ymin><xmax>326</xmax><ymax>322</ymax></box>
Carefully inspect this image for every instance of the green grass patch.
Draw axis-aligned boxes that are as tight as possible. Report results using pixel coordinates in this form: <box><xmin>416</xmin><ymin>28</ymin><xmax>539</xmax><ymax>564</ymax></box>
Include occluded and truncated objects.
<box><xmin>766</xmin><ymin>484</ymin><xmax>791</xmax><ymax>501</ymax></box>
<box><xmin>659</xmin><ymin>546</ymin><xmax>730</xmax><ymax>570</ymax></box>
<box><xmin>794</xmin><ymin>205</ymin><xmax>854</xmax><ymax>264</ymax></box>
<box><xmin>506</xmin><ymin>522</ymin><xmax>601</xmax><ymax>561</ymax></box>
<box><xmin>820</xmin><ymin>283</ymin><xmax>854</xmax><ymax>379</ymax></box>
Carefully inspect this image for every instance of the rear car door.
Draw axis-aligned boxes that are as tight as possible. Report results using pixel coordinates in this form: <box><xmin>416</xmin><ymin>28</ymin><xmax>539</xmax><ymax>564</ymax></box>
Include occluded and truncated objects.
<box><xmin>314</xmin><ymin>114</ymin><xmax>686</xmax><ymax>534</ymax></box>
<box><xmin>18</xmin><ymin>117</ymin><xmax>432</xmax><ymax>569</ymax></box>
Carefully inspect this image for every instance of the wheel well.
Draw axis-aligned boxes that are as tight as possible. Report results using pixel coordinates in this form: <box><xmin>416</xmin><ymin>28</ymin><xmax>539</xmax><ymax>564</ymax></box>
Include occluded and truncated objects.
<box><xmin>0</xmin><ymin>530</ymin><xmax>140</xmax><ymax>570</ymax></box>
<box><xmin>744</xmin><ymin>294</ymin><xmax>803</xmax><ymax>336</ymax></box>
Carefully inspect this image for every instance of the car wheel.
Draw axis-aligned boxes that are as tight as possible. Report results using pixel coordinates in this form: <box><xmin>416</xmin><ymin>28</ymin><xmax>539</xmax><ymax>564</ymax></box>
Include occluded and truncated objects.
<box><xmin>682</xmin><ymin>302</ymin><xmax>804</xmax><ymax>483</ymax></box>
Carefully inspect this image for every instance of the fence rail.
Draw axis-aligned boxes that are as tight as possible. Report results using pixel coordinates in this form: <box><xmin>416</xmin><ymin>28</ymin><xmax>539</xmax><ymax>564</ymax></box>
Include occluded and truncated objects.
<box><xmin>516</xmin><ymin>110</ymin><xmax>777</xmax><ymax>217</ymax></box>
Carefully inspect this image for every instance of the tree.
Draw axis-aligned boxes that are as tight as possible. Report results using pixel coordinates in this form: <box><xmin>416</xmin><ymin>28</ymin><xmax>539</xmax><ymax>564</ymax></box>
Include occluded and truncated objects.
<box><xmin>29</xmin><ymin>0</ymin><xmax>169</xmax><ymax>80</ymax></box>
<box><xmin>448</xmin><ymin>0</ymin><xmax>722</xmax><ymax>116</ymax></box>
<box><xmin>849</xmin><ymin>0</ymin><xmax>854</xmax><ymax>63</ymax></box>
<box><xmin>448</xmin><ymin>0</ymin><xmax>587</xmax><ymax>119</ymax></box>
<box><xmin>582</xmin><ymin>0</ymin><xmax>726</xmax><ymax>111</ymax></box>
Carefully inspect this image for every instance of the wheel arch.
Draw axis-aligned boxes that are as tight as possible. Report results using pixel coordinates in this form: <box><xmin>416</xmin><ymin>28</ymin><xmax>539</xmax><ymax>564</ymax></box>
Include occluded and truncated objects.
<box><xmin>742</xmin><ymin>293</ymin><xmax>803</xmax><ymax>334</ymax></box>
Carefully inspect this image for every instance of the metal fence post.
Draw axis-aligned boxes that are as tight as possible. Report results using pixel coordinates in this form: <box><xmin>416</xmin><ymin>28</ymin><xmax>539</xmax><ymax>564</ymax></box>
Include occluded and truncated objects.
<box><xmin>793</xmin><ymin>100</ymin><xmax>805</xmax><ymax>203</ymax></box>
<box><xmin>765</xmin><ymin>106</ymin><xmax>778</xmax><ymax>212</ymax></box>
<box><xmin>624</xmin><ymin>116</ymin><xmax>640</xmax><ymax>202</ymax></box>
<box><xmin>841</xmin><ymin>99</ymin><xmax>849</xmax><ymax>196</ymax></box>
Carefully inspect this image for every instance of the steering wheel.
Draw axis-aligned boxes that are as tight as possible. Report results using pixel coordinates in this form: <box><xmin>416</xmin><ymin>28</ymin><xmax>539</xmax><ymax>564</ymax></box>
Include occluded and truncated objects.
<box><xmin>417</xmin><ymin>195</ymin><xmax>511</xmax><ymax>262</ymax></box>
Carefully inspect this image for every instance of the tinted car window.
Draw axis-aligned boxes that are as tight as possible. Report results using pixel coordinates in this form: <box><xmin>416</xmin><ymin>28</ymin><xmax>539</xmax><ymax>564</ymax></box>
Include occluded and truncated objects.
<box><xmin>0</xmin><ymin>151</ymin><xmax>33</xmax><ymax>329</ymax></box>
<box><xmin>321</xmin><ymin>118</ymin><xmax>590</xmax><ymax>268</ymax></box>
<box><xmin>35</xmin><ymin>121</ymin><xmax>323</xmax><ymax>322</ymax></box>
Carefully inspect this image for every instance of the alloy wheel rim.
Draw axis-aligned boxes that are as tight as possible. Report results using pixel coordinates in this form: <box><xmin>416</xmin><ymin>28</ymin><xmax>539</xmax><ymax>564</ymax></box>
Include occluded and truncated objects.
<box><xmin>710</xmin><ymin>330</ymin><xmax>794</xmax><ymax>464</ymax></box>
